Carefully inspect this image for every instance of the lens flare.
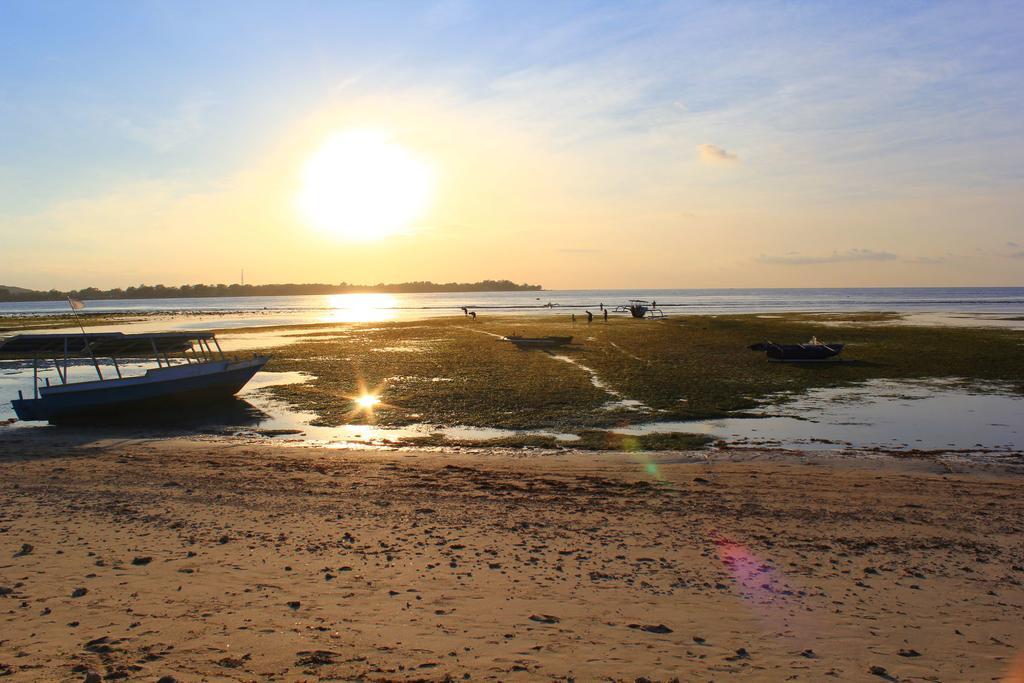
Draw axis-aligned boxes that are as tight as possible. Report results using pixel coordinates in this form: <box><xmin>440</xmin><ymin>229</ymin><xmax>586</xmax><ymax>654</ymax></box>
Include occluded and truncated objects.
<box><xmin>707</xmin><ymin>528</ymin><xmax>820</xmax><ymax>652</ymax></box>
<box><xmin>713</xmin><ymin>533</ymin><xmax>778</xmax><ymax>603</ymax></box>
<box><xmin>354</xmin><ymin>393</ymin><xmax>380</xmax><ymax>410</ymax></box>
<box><xmin>1005</xmin><ymin>651</ymin><xmax>1024</xmax><ymax>682</ymax></box>
<box><xmin>344</xmin><ymin>378</ymin><xmax>392</xmax><ymax>423</ymax></box>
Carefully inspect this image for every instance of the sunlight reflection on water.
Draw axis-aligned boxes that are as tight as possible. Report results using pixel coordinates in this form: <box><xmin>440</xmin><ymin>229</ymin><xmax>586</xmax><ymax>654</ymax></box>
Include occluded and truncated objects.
<box><xmin>319</xmin><ymin>293</ymin><xmax>398</xmax><ymax>323</ymax></box>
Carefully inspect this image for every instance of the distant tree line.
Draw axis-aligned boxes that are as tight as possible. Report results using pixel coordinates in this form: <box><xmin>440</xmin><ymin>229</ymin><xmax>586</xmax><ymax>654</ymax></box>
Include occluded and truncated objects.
<box><xmin>0</xmin><ymin>280</ymin><xmax>542</xmax><ymax>302</ymax></box>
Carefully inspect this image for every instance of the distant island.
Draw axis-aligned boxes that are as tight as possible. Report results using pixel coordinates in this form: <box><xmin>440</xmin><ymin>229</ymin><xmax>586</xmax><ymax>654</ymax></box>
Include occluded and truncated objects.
<box><xmin>0</xmin><ymin>280</ymin><xmax>542</xmax><ymax>302</ymax></box>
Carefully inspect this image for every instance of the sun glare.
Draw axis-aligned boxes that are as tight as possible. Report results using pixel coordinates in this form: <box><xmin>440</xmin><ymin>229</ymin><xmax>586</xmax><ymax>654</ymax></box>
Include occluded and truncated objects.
<box><xmin>354</xmin><ymin>393</ymin><xmax>380</xmax><ymax>410</ymax></box>
<box><xmin>322</xmin><ymin>293</ymin><xmax>398</xmax><ymax>323</ymax></box>
<box><xmin>297</xmin><ymin>129</ymin><xmax>435</xmax><ymax>241</ymax></box>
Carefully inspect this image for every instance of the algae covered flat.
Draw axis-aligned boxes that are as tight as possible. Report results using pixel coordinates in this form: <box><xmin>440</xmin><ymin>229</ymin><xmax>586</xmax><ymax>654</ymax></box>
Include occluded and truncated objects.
<box><xmin>254</xmin><ymin>313</ymin><xmax>1024</xmax><ymax>433</ymax></box>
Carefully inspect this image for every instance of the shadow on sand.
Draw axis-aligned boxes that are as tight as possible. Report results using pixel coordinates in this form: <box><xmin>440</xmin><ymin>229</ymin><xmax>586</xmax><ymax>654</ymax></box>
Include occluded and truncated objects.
<box><xmin>0</xmin><ymin>398</ymin><xmax>272</xmax><ymax>459</ymax></box>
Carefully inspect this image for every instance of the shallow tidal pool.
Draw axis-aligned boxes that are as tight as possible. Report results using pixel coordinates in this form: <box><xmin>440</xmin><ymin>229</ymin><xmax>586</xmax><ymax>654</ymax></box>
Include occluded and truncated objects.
<box><xmin>236</xmin><ymin>375</ymin><xmax>1024</xmax><ymax>456</ymax></box>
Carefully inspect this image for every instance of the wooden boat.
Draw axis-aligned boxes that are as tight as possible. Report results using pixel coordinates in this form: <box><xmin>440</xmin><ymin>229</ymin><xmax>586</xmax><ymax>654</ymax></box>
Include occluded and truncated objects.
<box><xmin>0</xmin><ymin>332</ymin><xmax>268</xmax><ymax>423</ymax></box>
<box><xmin>749</xmin><ymin>338</ymin><xmax>845</xmax><ymax>362</ymax></box>
<box><xmin>503</xmin><ymin>335</ymin><xmax>573</xmax><ymax>349</ymax></box>
<box><xmin>612</xmin><ymin>300</ymin><xmax>665</xmax><ymax>319</ymax></box>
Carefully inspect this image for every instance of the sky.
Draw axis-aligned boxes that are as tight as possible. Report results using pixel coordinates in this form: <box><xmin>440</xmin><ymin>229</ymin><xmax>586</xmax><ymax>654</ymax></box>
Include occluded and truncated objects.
<box><xmin>1</xmin><ymin>0</ymin><xmax>1022</xmax><ymax>290</ymax></box>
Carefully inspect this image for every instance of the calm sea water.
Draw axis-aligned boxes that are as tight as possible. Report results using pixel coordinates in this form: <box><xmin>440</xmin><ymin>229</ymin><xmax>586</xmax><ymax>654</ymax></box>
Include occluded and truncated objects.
<box><xmin>2</xmin><ymin>288</ymin><xmax>1023</xmax><ymax>327</ymax></box>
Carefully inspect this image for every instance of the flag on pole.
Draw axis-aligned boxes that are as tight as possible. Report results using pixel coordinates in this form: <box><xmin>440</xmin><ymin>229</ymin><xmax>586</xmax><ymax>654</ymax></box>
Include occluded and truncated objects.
<box><xmin>66</xmin><ymin>296</ymin><xmax>101</xmax><ymax>377</ymax></box>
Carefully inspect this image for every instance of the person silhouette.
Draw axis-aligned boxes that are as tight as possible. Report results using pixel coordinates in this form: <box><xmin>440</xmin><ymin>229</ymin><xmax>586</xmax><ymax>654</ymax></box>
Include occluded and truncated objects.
<box><xmin>603</xmin><ymin>309</ymin><xmax>608</xmax><ymax>322</ymax></box>
<box><xmin>571</xmin><ymin>313</ymin><xmax>576</xmax><ymax>325</ymax></box>
<box><xmin>586</xmin><ymin>310</ymin><xmax>593</xmax><ymax>323</ymax></box>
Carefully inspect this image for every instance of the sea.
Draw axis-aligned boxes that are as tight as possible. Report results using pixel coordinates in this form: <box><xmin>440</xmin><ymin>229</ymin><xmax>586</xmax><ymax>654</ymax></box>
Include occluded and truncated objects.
<box><xmin>2</xmin><ymin>287</ymin><xmax>1023</xmax><ymax>329</ymax></box>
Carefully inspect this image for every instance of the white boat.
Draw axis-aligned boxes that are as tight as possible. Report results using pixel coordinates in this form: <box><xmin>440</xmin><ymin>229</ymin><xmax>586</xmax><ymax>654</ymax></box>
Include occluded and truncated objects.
<box><xmin>0</xmin><ymin>332</ymin><xmax>268</xmax><ymax>423</ymax></box>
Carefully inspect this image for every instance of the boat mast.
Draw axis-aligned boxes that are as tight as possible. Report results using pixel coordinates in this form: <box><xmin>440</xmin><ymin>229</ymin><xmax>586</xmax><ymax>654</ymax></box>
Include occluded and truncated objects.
<box><xmin>67</xmin><ymin>297</ymin><xmax>103</xmax><ymax>380</ymax></box>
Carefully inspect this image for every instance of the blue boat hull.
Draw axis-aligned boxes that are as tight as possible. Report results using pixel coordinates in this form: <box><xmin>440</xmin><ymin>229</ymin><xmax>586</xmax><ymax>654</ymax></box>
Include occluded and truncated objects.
<box><xmin>12</xmin><ymin>357</ymin><xmax>268</xmax><ymax>423</ymax></box>
<box><xmin>749</xmin><ymin>342</ymin><xmax>845</xmax><ymax>362</ymax></box>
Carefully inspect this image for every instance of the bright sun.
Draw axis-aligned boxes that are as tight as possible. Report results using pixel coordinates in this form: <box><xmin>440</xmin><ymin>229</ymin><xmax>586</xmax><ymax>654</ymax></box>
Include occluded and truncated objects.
<box><xmin>297</xmin><ymin>129</ymin><xmax>435</xmax><ymax>241</ymax></box>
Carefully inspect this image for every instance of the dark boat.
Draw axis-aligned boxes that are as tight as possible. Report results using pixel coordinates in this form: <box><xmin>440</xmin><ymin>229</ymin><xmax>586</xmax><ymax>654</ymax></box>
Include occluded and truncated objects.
<box><xmin>504</xmin><ymin>335</ymin><xmax>573</xmax><ymax>349</ymax></box>
<box><xmin>628</xmin><ymin>301</ymin><xmax>648</xmax><ymax>318</ymax></box>
<box><xmin>0</xmin><ymin>331</ymin><xmax>269</xmax><ymax>423</ymax></box>
<box><xmin>612</xmin><ymin>299</ymin><xmax>665</xmax><ymax>319</ymax></box>
<box><xmin>749</xmin><ymin>338</ymin><xmax>845</xmax><ymax>362</ymax></box>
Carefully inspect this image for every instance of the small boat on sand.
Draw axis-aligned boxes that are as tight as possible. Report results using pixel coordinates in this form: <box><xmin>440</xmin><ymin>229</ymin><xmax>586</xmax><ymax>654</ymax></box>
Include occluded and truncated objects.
<box><xmin>0</xmin><ymin>331</ymin><xmax>268</xmax><ymax>422</ymax></box>
<box><xmin>503</xmin><ymin>335</ymin><xmax>573</xmax><ymax>349</ymax></box>
<box><xmin>749</xmin><ymin>337</ymin><xmax>845</xmax><ymax>362</ymax></box>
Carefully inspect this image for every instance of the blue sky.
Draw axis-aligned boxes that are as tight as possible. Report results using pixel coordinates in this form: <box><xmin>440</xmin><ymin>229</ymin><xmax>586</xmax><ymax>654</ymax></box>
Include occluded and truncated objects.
<box><xmin>2</xmin><ymin>1</ymin><xmax>1022</xmax><ymax>288</ymax></box>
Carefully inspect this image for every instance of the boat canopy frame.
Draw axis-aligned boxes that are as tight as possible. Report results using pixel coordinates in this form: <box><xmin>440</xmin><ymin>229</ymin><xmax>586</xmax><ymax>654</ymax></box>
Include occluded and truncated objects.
<box><xmin>0</xmin><ymin>332</ymin><xmax>223</xmax><ymax>358</ymax></box>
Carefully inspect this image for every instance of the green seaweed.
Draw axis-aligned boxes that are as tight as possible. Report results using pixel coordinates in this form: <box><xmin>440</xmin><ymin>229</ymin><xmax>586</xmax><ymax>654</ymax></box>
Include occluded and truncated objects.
<box><xmin>389</xmin><ymin>430</ymin><xmax>713</xmax><ymax>451</ymax></box>
<box><xmin>257</xmin><ymin>314</ymin><xmax>1024</xmax><ymax>430</ymax></box>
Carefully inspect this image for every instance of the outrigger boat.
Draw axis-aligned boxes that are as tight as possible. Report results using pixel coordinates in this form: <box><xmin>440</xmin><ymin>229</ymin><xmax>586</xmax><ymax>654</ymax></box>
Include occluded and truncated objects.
<box><xmin>613</xmin><ymin>300</ymin><xmax>665</xmax><ymax>319</ymax></box>
<box><xmin>0</xmin><ymin>331</ymin><xmax>268</xmax><ymax>423</ymax></box>
<box><xmin>748</xmin><ymin>337</ymin><xmax>845</xmax><ymax>362</ymax></box>
<box><xmin>503</xmin><ymin>335</ymin><xmax>573</xmax><ymax>349</ymax></box>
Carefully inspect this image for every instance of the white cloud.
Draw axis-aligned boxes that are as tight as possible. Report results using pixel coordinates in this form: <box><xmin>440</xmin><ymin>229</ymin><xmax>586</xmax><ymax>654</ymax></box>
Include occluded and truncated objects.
<box><xmin>116</xmin><ymin>97</ymin><xmax>214</xmax><ymax>152</ymax></box>
<box><xmin>758</xmin><ymin>248</ymin><xmax>898</xmax><ymax>265</ymax></box>
<box><xmin>421</xmin><ymin>0</ymin><xmax>476</xmax><ymax>29</ymax></box>
<box><xmin>697</xmin><ymin>143</ymin><xmax>738</xmax><ymax>165</ymax></box>
<box><xmin>902</xmin><ymin>256</ymin><xmax>948</xmax><ymax>264</ymax></box>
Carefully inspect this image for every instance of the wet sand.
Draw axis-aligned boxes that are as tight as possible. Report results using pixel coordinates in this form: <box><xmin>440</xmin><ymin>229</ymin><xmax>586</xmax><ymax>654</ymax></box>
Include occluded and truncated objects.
<box><xmin>1</xmin><ymin>437</ymin><xmax>1023</xmax><ymax>681</ymax></box>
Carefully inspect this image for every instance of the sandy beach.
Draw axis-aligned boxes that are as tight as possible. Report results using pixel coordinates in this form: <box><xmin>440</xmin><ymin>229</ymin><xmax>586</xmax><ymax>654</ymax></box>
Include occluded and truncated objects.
<box><xmin>2</xmin><ymin>434</ymin><xmax>1022</xmax><ymax>682</ymax></box>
